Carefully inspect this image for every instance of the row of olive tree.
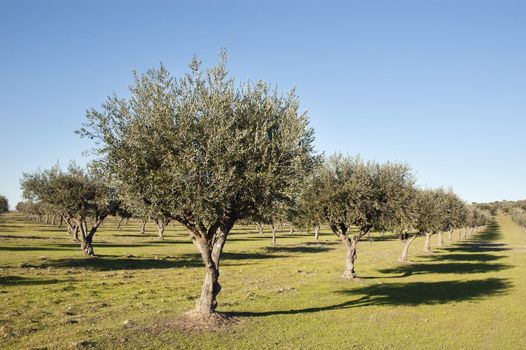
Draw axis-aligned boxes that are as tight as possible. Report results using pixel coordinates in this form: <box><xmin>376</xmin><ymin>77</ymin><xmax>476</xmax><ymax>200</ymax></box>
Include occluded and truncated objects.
<box><xmin>293</xmin><ymin>155</ymin><xmax>491</xmax><ymax>278</ymax></box>
<box><xmin>510</xmin><ymin>207</ymin><xmax>526</xmax><ymax>229</ymax></box>
<box><xmin>19</xmin><ymin>53</ymin><xmax>490</xmax><ymax>318</ymax></box>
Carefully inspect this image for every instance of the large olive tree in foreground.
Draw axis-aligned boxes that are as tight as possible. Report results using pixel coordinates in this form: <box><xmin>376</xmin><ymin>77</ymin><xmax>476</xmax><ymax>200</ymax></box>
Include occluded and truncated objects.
<box><xmin>306</xmin><ymin>155</ymin><xmax>415</xmax><ymax>278</ymax></box>
<box><xmin>78</xmin><ymin>54</ymin><xmax>315</xmax><ymax>316</ymax></box>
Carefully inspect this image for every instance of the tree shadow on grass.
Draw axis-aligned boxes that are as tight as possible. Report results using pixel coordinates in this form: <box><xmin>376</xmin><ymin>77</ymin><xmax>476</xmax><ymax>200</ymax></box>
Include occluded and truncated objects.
<box><xmin>39</xmin><ymin>251</ymin><xmax>288</xmax><ymax>271</ymax></box>
<box><xmin>264</xmin><ymin>245</ymin><xmax>334</xmax><ymax>254</ymax></box>
<box><xmin>177</xmin><ymin>251</ymin><xmax>291</xmax><ymax>262</ymax></box>
<box><xmin>444</xmin><ymin>223</ymin><xmax>509</xmax><ymax>253</ymax></box>
<box><xmin>0</xmin><ymin>235</ymin><xmax>60</xmax><ymax>240</ymax></box>
<box><xmin>425</xmin><ymin>253</ymin><xmax>504</xmax><ymax>262</ymax></box>
<box><xmin>0</xmin><ymin>276</ymin><xmax>64</xmax><ymax>286</ymax></box>
<box><xmin>378</xmin><ymin>262</ymin><xmax>511</xmax><ymax>277</ymax></box>
<box><xmin>228</xmin><ymin>278</ymin><xmax>511</xmax><ymax>317</ymax></box>
<box><xmin>0</xmin><ymin>246</ymin><xmax>77</xmax><ymax>251</ymax></box>
<box><xmin>41</xmin><ymin>257</ymin><xmax>203</xmax><ymax>270</ymax></box>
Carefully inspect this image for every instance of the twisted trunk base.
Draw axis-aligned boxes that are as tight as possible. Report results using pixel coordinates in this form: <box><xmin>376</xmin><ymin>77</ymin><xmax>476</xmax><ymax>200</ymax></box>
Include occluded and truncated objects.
<box><xmin>342</xmin><ymin>235</ymin><xmax>358</xmax><ymax>279</ymax></box>
<box><xmin>423</xmin><ymin>232</ymin><xmax>432</xmax><ymax>253</ymax></box>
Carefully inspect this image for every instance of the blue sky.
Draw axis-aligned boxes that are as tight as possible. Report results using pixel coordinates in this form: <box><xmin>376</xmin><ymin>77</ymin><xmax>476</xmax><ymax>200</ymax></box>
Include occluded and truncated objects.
<box><xmin>1</xmin><ymin>0</ymin><xmax>525</xmax><ymax>207</ymax></box>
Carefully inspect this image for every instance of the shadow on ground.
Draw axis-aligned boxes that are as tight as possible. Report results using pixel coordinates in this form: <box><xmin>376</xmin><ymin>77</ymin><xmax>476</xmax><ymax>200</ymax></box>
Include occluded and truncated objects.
<box><xmin>264</xmin><ymin>245</ymin><xmax>334</xmax><ymax>254</ymax></box>
<box><xmin>229</xmin><ymin>278</ymin><xmax>511</xmax><ymax>317</ymax></box>
<box><xmin>0</xmin><ymin>275</ymin><xmax>64</xmax><ymax>286</ymax></box>
<box><xmin>38</xmin><ymin>250</ymin><xmax>289</xmax><ymax>271</ymax></box>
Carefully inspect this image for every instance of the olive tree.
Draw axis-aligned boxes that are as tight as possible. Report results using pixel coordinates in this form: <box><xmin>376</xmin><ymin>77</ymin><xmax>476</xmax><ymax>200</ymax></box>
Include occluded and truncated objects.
<box><xmin>438</xmin><ymin>190</ymin><xmax>466</xmax><ymax>245</ymax></box>
<box><xmin>0</xmin><ymin>195</ymin><xmax>9</xmax><ymax>214</ymax></box>
<box><xmin>312</xmin><ymin>155</ymin><xmax>415</xmax><ymax>278</ymax></box>
<box><xmin>297</xmin><ymin>171</ymin><xmax>326</xmax><ymax>241</ymax></box>
<box><xmin>20</xmin><ymin>164</ymin><xmax>119</xmax><ymax>255</ymax></box>
<box><xmin>78</xmin><ymin>53</ymin><xmax>316</xmax><ymax>316</ymax></box>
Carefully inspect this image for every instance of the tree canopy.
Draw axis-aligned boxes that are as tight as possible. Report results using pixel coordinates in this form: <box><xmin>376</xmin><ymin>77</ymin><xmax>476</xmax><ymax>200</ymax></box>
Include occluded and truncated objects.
<box><xmin>77</xmin><ymin>53</ymin><xmax>316</xmax><ymax>315</ymax></box>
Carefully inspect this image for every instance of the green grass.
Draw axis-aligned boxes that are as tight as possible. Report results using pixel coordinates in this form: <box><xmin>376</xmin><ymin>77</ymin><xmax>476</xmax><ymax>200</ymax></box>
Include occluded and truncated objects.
<box><xmin>1</xmin><ymin>213</ymin><xmax>525</xmax><ymax>349</ymax></box>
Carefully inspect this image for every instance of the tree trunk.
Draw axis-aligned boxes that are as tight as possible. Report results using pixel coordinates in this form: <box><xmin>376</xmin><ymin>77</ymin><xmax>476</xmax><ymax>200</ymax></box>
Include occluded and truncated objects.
<box><xmin>73</xmin><ymin>225</ymin><xmax>79</xmax><ymax>242</ymax></box>
<box><xmin>256</xmin><ymin>222</ymin><xmax>264</xmax><ymax>235</ymax></box>
<box><xmin>314</xmin><ymin>224</ymin><xmax>320</xmax><ymax>241</ymax></box>
<box><xmin>78</xmin><ymin>217</ymin><xmax>105</xmax><ymax>256</ymax></box>
<box><xmin>271</xmin><ymin>224</ymin><xmax>277</xmax><ymax>246</ymax></box>
<box><xmin>140</xmin><ymin>220</ymin><xmax>147</xmax><ymax>234</ymax></box>
<box><xmin>290</xmin><ymin>226</ymin><xmax>295</xmax><ymax>235</ymax></box>
<box><xmin>399</xmin><ymin>234</ymin><xmax>418</xmax><ymax>262</ymax></box>
<box><xmin>117</xmin><ymin>217</ymin><xmax>124</xmax><ymax>229</ymax></box>
<box><xmin>437</xmin><ymin>232</ymin><xmax>444</xmax><ymax>247</ymax></box>
<box><xmin>154</xmin><ymin>218</ymin><xmax>170</xmax><ymax>240</ymax></box>
<box><xmin>51</xmin><ymin>215</ymin><xmax>56</xmax><ymax>226</ymax></box>
<box><xmin>79</xmin><ymin>221</ymin><xmax>94</xmax><ymax>256</ymax></box>
<box><xmin>58</xmin><ymin>216</ymin><xmax>63</xmax><ymax>228</ymax></box>
<box><xmin>423</xmin><ymin>232</ymin><xmax>432</xmax><ymax>253</ymax></box>
<box><xmin>448</xmin><ymin>230</ymin><xmax>452</xmax><ymax>243</ymax></box>
<box><xmin>45</xmin><ymin>215</ymin><xmax>50</xmax><ymax>224</ymax></box>
<box><xmin>194</xmin><ymin>227</ymin><xmax>229</xmax><ymax>315</ymax></box>
<box><xmin>342</xmin><ymin>235</ymin><xmax>358</xmax><ymax>279</ymax></box>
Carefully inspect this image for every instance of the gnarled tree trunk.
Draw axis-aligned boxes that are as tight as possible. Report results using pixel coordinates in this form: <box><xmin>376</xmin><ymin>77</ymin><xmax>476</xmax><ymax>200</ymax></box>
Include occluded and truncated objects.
<box><xmin>154</xmin><ymin>218</ymin><xmax>170</xmax><ymax>240</ymax></box>
<box><xmin>399</xmin><ymin>234</ymin><xmax>418</xmax><ymax>262</ymax></box>
<box><xmin>342</xmin><ymin>235</ymin><xmax>358</xmax><ymax>278</ymax></box>
<box><xmin>193</xmin><ymin>225</ymin><xmax>231</xmax><ymax>315</ymax></box>
<box><xmin>314</xmin><ymin>224</ymin><xmax>320</xmax><ymax>241</ymax></box>
<box><xmin>437</xmin><ymin>232</ymin><xmax>444</xmax><ymax>247</ymax></box>
<box><xmin>423</xmin><ymin>232</ymin><xmax>432</xmax><ymax>253</ymax></box>
<box><xmin>77</xmin><ymin>216</ymin><xmax>106</xmax><ymax>256</ymax></box>
<box><xmin>256</xmin><ymin>222</ymin><xmax>264</xmax><ymax>235</ymax></box>
<box><xmin>140</xmin><ymin>219</ymin><xmax>147</xmax><ymax>234</ymax></box>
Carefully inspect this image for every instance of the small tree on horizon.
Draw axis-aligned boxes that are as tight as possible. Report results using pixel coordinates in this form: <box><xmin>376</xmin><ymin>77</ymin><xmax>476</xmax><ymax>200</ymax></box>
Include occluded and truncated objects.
<box><xmin>0</xmin><ymin>195</ymin><xmax>9</xmax><ymax>214</ymax></box>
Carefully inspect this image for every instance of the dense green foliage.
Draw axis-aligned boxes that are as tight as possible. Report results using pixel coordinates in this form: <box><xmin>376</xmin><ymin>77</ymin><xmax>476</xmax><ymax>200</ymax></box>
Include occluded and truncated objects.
<box><xmin>0</xmin><ymin>194</ymin><xmax>8</xmax><ymax>214</ymax></box>
<box><xmin>20</xmin><ymin>164</ymin><xmax>119</xmax><ymax>255</ymax></box>
<box><xmin>77</xmin><ymin>53</ymin><xmax>316</xmax><ymax>314</ymax></box>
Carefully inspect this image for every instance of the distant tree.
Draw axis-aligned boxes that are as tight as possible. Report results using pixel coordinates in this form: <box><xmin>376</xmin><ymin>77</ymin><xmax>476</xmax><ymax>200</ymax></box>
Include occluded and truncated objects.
<box><xmin>152</xmin><ymin>213</ymin><xmax>171</xmax><ymax>240</ymax></box>
<box><xmin>399</xmin><ymin>189</ymin><xmax>444</xmax><ymax>261</ymax></box>
<box><xmin>77</xmin><ymin>53</ymin><xmax>316</xmax><ymax>316</ymax></box>
<box><xmin>297</xmin><ymin>171</ymin><xmax>325</xmax><ymax>241</ymax></box>
<box><xmin>438</xmin><ymin>191</ymin><xmax>467</xmax><ymax>244</ymax></box>
<box><xmin>115</xmin><ymin>207</ymin><xmax>133</xmax><ymax>229</ymax></box>
<box><xmin>312</xmin><ymin>155</ymin><xmax>415</xmax><ymax>278</ymax></box>
<box><xmin>256</xmin><ymin>200</ymin><xmax>297</xmax><ymax>246</ymax></box>
<box><xmin>15</xmin><ymin>201</ymin><xmax>25</xmax><ymax>212</ymax></box>
<box><xmin>0</xmin><ymin>195</ymin><xmax>9</xmax><ymax>214</ymax></box>
<box><xmin>20</xmin><ymin>164</ymin><xmax>120</xmax><ymax>255</ymax></box>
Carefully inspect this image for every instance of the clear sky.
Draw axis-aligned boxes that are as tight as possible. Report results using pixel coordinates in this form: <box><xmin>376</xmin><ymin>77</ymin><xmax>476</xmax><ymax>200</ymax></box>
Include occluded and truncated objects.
<box><xmin>1</xmin><ymin>0</ymin><xmax>525</xmax><ymax>208</ymax></box>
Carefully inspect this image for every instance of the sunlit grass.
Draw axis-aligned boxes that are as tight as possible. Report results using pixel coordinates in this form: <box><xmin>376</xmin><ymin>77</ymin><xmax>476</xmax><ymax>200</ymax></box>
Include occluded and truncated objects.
<box><xmin>1</xmin><ymin>213</ymin><xmax>525</xmax><ymax>349</ymax></box>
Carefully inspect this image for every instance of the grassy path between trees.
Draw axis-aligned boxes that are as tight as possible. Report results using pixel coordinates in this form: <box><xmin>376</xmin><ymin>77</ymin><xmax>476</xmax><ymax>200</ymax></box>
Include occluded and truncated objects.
<box><xmin>1</xmin><ymin>213</ymin><xmax>525</xmax><ymax>349</ymax></box>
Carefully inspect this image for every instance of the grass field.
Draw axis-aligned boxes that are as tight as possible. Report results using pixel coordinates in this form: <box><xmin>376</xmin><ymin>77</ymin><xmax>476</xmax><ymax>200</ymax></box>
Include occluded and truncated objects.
<box><xmin>1</xmin><ymin>213</ymin><xmax>525</xmax><ymax>349</ymax></box>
